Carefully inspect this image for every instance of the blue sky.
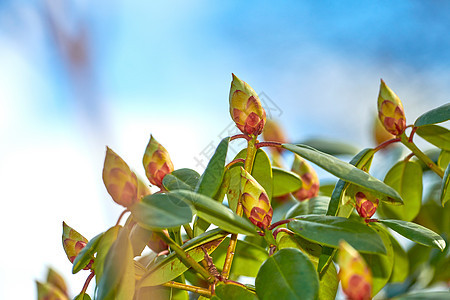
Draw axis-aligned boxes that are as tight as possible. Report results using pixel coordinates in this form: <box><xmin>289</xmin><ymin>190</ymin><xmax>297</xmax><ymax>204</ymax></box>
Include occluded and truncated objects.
<box><xmin>0</xmin><ymin>1</ymin><xmax>449</xmax><ymax>298</ymax></box>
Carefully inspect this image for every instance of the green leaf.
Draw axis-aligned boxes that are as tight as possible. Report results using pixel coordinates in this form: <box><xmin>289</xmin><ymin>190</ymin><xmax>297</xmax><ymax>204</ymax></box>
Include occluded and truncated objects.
<box><xmin>414</xmin><ymin>102</ymin><xmax>450</xmax><ymax>127</ymax></box>
<box><xmin>172</xmin><ymin>190</ymin><xmax>256</xmax><ymax>236</ymax></box>
<box><xmin>380</xmin><ymin>160</ymin><xmax>423</xmax><ymax>221</ymax></box>
<box><xmin>73</xmin><ymin>293</ymin><xmax>91</xmax><ymax>300</ymax></box>
<box><xmin>388</xmin><ymin>230</ymin><xmax>409</xmax><ymax>283</ymax></box>
<box><xmin>210</xmin><ymin>237</ymin><xmax>268</xmax><ymax>278</ymax></box>
<box><xmin>227</xmin><ymin>165</ymin><xmax>243</xmax><ymax>213</ymax></box>
<box><xmin>72</xmin><ymin>232</ymin><xmax>103</xmax><ymax>274</ymax></box>
<box><xmin>441</xmin><ymin>163</ymin><xmax>450</xmax><ymax>207</ymax></box>
<box><xmin>283</xmin><ymin>144</ymin><xmax>403</xmax><ymax>205</ymax></box>
<box><xmin>255</xmin><ymin>248</ymin><xmax>319</xmax><ymax>300</ymax></box>
<box><xmin>394</xmin><ymin>290</ymin><xmax>450</xmax><ymax>300</ymax></box>
<box><xmin>416</xmin><ymin>125</ymin><xmax>450</xmax><ymax>151</ymax></box>
<box><xmin>285</xmin><ymin>196</ymin><xmax>330</xmax><ymax>218</ymax></box>
<box><xmin>137</xmin><ymin>228</ymin><xmax>227</xmax><ymax>287</ymax></box>
<box><xmin>251</xmin><ymin>149</ymin><xmax>273</xmax><ymax>199</ymax></box>
<box><xmin>214</xmin><ymin>283</ymin><xmax>258</xmax><ymax>300</ymax></box>
<box><xmin>288</xmin><ymin>215</ymin><xmax>387</xmax><ymax>254</ymax></box>
<box><xmin>162</xmin><ymin>168</ymin><xmax>201</xmax><ymax>191</ymax></box>
<box><xmin>195</xmin><ymin>137</ymin><xmax>230</xmax><ymax>197</ymax></box>
<box><xmin>97</xmin><ymin>227</ymin><xmax>135</xmax><ymax>300</ymax></box>
<box><xmin>94</xmin><ymin>226</ymin><xmax>120</xmax><ymax>285</ymax></box>
<box><xmin>361</xmin><ymin>223</ymin><xmax>394</xmax><ymax>296</ymax></box>
<box><xmin>438</xmin><ymin>150</ymin><xmax>450</xmax><ymax>169</ymax></box>
<box><xmin>131</xmin><ymin>193</ymin><xmax>193</xmax><ymax>230</ymax></box>
<box><xmin>276</xmin><ymin>233</ymin><xmax>338</xmax><ymax>300</ymax></box>
<box><xmin>299</xmin><ymin>138</ymin><xmax>359</xmax><ymax>156</ymax></box>
<box><xmin>380</xmin><ymin>219</ymin><xmax>446</xmax><ymax>250</ymax></box>
<box><xmin>272</xmin><ymin>167</ymin><xmax>303</xmax><ymax>197</ymax></box>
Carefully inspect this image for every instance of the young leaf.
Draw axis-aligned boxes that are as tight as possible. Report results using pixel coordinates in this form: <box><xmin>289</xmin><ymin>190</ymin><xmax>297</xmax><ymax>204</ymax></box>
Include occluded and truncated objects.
<box><xmin>96</xmin><ymin>227</ymin><xmax>135</xmax><ymax>300</ymax></box>
<box><xmin>162</xmin><ymin>168</ymin><xmax>200</xmax><ymax>191</ymax></box>
<box><xmin>251</xmin><ymin>149</ymin><xmax>273</xmax><ymax>199</ymax></box>
<box><xmin>130</xmin><ymin>193</ymin><xmax>193</xmax><ymax>230</ymax></box>
<box><xmin>298</xmin><ymin>138</ymin><xmax>359</xmax><ymax>156</ymax></box>
<box><xmin>380</xmin><ymin>219</ymin><xmax>446</xmax><ymax>251</ymax></box>
<box><xmin>171</xmin><ymin>190</ymin><xmax>257</xmax><ymax>236</ymax></box>
<box><xmin>441</xmin><ymin>163</ymin><xmax>450</xmax><ymax>207</ymax></box>
<box><xmin>415</xmin><ymin>125</ymin><xmax>450</xmax><ymax>151</ymax></box>
<box><xmin>195</xmin><ymin>137</ymin><xmax>230</xmax><ymax>197</ymax></box>
<box><xmin>285</xmin><ymin>196</ymin><xmax>330</xmax><ymax>218</ymax></box>
<box><xmin>272</xmin><ymin>167</ymin><xmax>303</xmax><ymax>197</ymax></box>
<box><xmin>255</xmin><ymin>248</ymin><xmax>319</xmax><ymax>300</ymax></box>
<box><xmin>214</xmin><ymin>283</ymin><xmax>258</xmax><ymax>300</ymax></box>
<box><xmin>283</xmin><ymin>144</ymin><xmax>403</xmax><ymax>205</ymax></box>
<box><xmin>394</xmin><ymin>290</ymin><xmax>450</xmax><ymax>300</ymax></box>
<box><xmin>94</xmin><ymin>226</ymin><xmax>120</xmax><ymax>285</ymax></box>
<box><xmin>414</xmin><ymin>102</ymin><xmax>450</xmax><ymax>127</ymax></box>
<box><xmin>380</xmin><ymin>160</ymin><xmax>423</xmax><ymax>221</ymax></box>
<box><xmin>73</xmin><ymin>293</ymin><xmax>92</xmax><ymax>300</ymax></box>
<box><xmin>287</xmin><ymin>215</ymin><xmax>387</xmax><ymax>254</ymax></box>
<box><xmin>438</xmin><ymin>150</ymin><xmax>450</xmax><ymax>169</ymax></box>
<box><xmin>137</xmin><ymin>228</ymin><xmax>227</xmax><ymax>287</ymax></box>
<box><xmin>72</xmin><ymin>232</ymin><xmax>103</xmax><ymax>274</ymax></box>
<box><xmin>388</xmin><ymin>230</ymin><xmax>409</xmax><ymax>283</ymax></box>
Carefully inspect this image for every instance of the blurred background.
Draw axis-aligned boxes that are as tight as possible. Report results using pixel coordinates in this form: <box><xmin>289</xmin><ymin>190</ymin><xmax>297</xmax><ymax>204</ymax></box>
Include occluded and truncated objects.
<box><xmin>0</xmin><ymin>0</ymin><xmax>449</xmax><ymax>298</ymax></box>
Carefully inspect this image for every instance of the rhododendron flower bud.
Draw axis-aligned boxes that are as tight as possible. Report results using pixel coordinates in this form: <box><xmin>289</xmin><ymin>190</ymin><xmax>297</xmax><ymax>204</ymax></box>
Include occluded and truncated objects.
<box><xmin>373</xmin><ymin>115</ymin><xmax>395</xmax><ymax>146</ymax></box>
<box><xmin>240</xmin><ymin>167</ymin><xmax>273</xmax><ymax>229</ymax></box>
<box><xmin>229</xmin><ymin>74</ymin><xmax>266</xmax><ymax>136</ymax></box>
<box><xmin>291</xmin><ymin>155</ymin><xmax>319</xmax><ymax>201</ymax></box>
<box><xmin>62</xmin><ymin>222</ymin><xmax>89</xmax><ymax>266</ymax></box>
<box><xmin>354</xmin><ymin>191</ymin><xmax>379</xmax><ymax>219</ymax></box>
<box><xmin>338</xmin><ymin>240</ymin><xmax>372</xmax><ymax>300</ymax></box>
<box><xmin>103</xmin><ymin>147</ymin><xmax>140</xmax><ymax>207</ymax></box>
<box><xmin>262</xmin><ymin>119</ymin><xmax>287</xmax><ymax>147</ymax></box>
<box><xmin>46</xmin><ymin>268</ymin><xmax>68</xmax><ymax>297</ymax></box>
<box><xmin>147</xmin><ymin>230</ymin><xmax>169</xmax><ymax>253</ymax></box>
<box><xmin>143</xmin><ymin>135</ymin><xmax>174</xmax><ymax>188</ymax></box>
<box><xmin>37</xmin><ymin>281</ymin><xmax>69</xmax><ymax>300</ymax></box>
<box><xmin>377</xmin><ymin>79</ymin><xmax>406</xmax><ymax>136</ymax></box>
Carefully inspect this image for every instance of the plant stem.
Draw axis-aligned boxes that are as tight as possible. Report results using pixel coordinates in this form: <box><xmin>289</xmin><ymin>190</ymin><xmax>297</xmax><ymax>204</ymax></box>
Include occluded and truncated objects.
<box><xmin>183</xmin><ymin>224</ymin><xmax>194</xmax><ymax>239</ymax></box>
<box><xmin>255</xmin><ymin>141</ymin><xmax>282</xmax><ymax>149</ymax></box>
<box><xmin>262</xmin><ymin>229</ymin><xmax>277</xmax><ymax>251</ymax></box>
<box><xmin>225</xmin><ymin>158</ymin><xmax>245</xmax><ymax>170</ymax></box>
<box><xmin>80</xmin><ymin>270</ymin><xmax>95</xmax><ymax>294</ymax></box>
<box><xmin>373</xmin><ymin>138</ymin><xmax>400</xmax><ymax>153</ymax></box>
<box><xmin>222</xmin><ymin>135</ymin><xmax>258</xmax><ymax>279</ymax></box>
<box><xmin>230</xmin><ymin>134</ymin><xmax>252</xmax><ymax>142</ymax></box>
<box><xmin>156</xmin><ymin>231</ymin><xmax>213</xmax><ymax>283</ymax></box>
<box><xmin>115</xmin><ymin>209</ymin><xmax>129</xmax><ymax>226</ymax></box>
<box><xmin>268</xmin><ymin>218</ymin><xmax>294</xmax><ymax>231</ymax></box>
<box><xmin>162</xmin><ymin>281</ymin><xmax>212</xmax><ymax>297</ymax></box>
<box><xmin>399</xmin><ymin>133</ymin><xmax>444</xmax><ymax>178</ymax></box>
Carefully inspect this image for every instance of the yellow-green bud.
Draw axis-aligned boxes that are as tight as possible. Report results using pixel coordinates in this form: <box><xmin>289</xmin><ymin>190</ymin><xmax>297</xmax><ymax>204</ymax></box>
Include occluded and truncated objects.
<box><xmin>36</xmin><ymin>281</ymin><xmax>69</xmax><ymax>300</ymax></box>
<box><xmin>291</xmin><ymin>155</ymin><xmax>319</xmax><ymax>201</ymax></box>
<box><xmin>338</xmin><ymin>241</ymin><xmax>372</xmax><ymax>300</ymax></box>
<box><xmin>354</xmin><ymin>191</ymin><xmax>379</xmax><ymax>219</ymax></box>
<box><xmin>103</xmin><ymin>147</ymin><xmax>141</xmax><ymax>207</ymax></box>
<box><xmin>229</xmin><ymin>74</ymin><xmax>266</xmax><ymax>136</ymax></box>
<box><xmin>377</xmin><ymin>79</ymin><xmax>406</xmax><ymax>136</ymax></box>
<box><xmin>143</xmin><ymin>135</ymin><xmax>174</xmax><ymax>188</ymax></box>
<box><xmin>46</xmin><ymin>268</ymin><xmax>68</xmax><ymax>297</ymax></box>
<box><xmin>373</xmin><ymin>115</ymin><xmax>395</xmax><ymax>146</ymax></box>
<box><xmin>62</xmin><ymin>222</ymin><xmax>90</xmax><ymax>267</ymax></box>
<box><xmin>240</xmin><ymin>167</ymin><xmax>273</xmax><ymax>229</ymax></box>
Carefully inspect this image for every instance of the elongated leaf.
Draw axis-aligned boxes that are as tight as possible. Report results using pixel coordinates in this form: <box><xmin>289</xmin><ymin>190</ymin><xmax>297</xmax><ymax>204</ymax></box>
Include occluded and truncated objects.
<box><xmin>277</xmin><ymin>233</ymin><xmax>338</xmax><ymax>300</ymax></box>
<box><xmin>251</xmin><ymin>149</ymin><xmax>273</xmax><ymax>199</ymax></box>
<box><xmin>361</xmin><ymin>223</ymin><xmax>394</xmax><ymax>296</ymax></box>
<box><xmin>227</xmin><ymin>165</ymin><xmax>242</xmax><ymax>213</ymax></box>
<box><xmin>195</xmin><ymin>137</ymin><xmax>229</xmax><ymax>197</ymax></box>
<box><xmin>441</xmin><ymin>163</ymin><xmax>450</xmax><ymax>207</ymax></box>
<box><xmin>394</xmin><ymin>291</ymin><xmax>450</xmax><ymax>300</ymax></box>
<box><xmin>388</xmin><ymin>230</ymin><xmax>409</xmax><ymax>283</ymax></box>
<box><xmin>94</xmin><ymin>226</ymin><xmax>120</xmax><ymax>285</ymax></box>
<box><xmin>283</xmin><ymin>144</ymin><xmax>403</xmax><ymax>204</ymax></box>
<box><xmin>214</xmin><ymin>283</ymin><xmax>258</xmax><ymax>300</ymax></box>
<box><xmin>97</xmin><ymin>227</ymin><xmax>135</xmax><ymax>300</ymax></box>
<box><xmin>288</xmin><ymin>215</ymin><xmax>387</xmax><ymax>254</ymax></box>
<box><xmin>380</xmin><ymin>219</ymin><xmax>446</xmax><ymax>250</ymax></box>
<box><xmin>380</xmin><ymin>160</ymin><xmax>423</xmax><ymax>221</ymax></box>
<box><xmin>162</xmin><ymin>168</ymin><xmax>200</xmax><ymax>191</ymax></box>
<box><xmin>414</xmin><ymin>103</ymin><xmax>450</xmax><ymax>127</ymax></box>
<box><xmin>438</xmin><ymin>150</ymin><xmax>450</xmax><ymax>169</ymax></box>
<box><xmin>172</xmin><ymin>190</ymin><xmax>256</xmax><ymax>236</ymax></box>
<box><xmin>129</xmin><ymin>224</ymin><xmax>153</xmax><ymax>257</ymax></box>
<box><xmin>137</xmin><ymin>228</ymin><xmax>227</xmax><ymax>287</ymax></box>
<box><xmin>255</xmin><ymin>248</ymin><xmax>319</xmax><ymax>300</ymax></box>
<box><xmin>285</xmin><ymin>196</ymin><xmax>330</xmax><ymax>218</ymax></box>
<box><xmin>299</xmin><ymin>138</ymin><xmax>359</xmax><ymax>156</ymax></box>
<box><xmin>272</xmin><ymin>167</ymin><xmax>303</xmax><ymax>197</ymax></box>
<box><xmin>211</xmin><ymin>237</ymin><xmax>268</xmax><ymax>278</ymax></box>
<box><xmin>416</xmin><ymin>125</ymin><xmax>450</xmax><ymax>151</ymax></box>
<box><xmin>131</xmin><ymin>193</ymin><xmax>193</xmax><ymax>230</ymax></box>
<box><xmin>72</xmin><ymin>232</ymin><xmax>103</xmax><ymax>274</ymax></box>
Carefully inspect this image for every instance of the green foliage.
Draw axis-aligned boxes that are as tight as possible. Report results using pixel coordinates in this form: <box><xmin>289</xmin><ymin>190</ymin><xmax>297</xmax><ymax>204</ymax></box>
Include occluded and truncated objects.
<box><xmin>47</xmin><ymin>76</ymin><xmax>449</xmax><ymax>300</ymax></box>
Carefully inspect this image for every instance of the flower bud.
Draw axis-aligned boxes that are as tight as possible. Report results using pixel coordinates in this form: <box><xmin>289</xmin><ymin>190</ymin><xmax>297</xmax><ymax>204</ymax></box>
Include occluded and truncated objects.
<box><xmin>373</xmin><ymin>115</ymin><xmax>395</xmax><ymax>146</ymax></box>
<box><xmin>377</xmin><ymin>79</ymin><xmax>406</xmax><ymax>136</ymax></box>
<box><xmin>240</xmin><ymin>167</ymin><xmax>273</xmax><ymax>229</ymax></box>
<box><xmin>263</xmin><ymin>119</ymin><xmax>287</xmax><ymax>145</ymax></box>
<box><xmin>143</xmin><ymin>135</ymin><xmax>174</xmax><ymax>188</ymax></box>
<box><xmin>62</xmin><ymin>222</ymin><xmax>89</xmax><ymax>266</ymax></box>
<box><xmin>46</xmin><ymin>268</ymin><xmax>68</xmax><ymax>297</ymax></box>
<box><xmin>147</xmin><ymin>230</ymin><xmax>169</xmax><ymax>253</ymax></box>
<box><xmin>338</xmin><ymin>240</ymin><xmax>372</xmax><ymax>300</ymax></box>
<box><xmin>291</xmin><ymin>155</ymin><xmax>319</xmax><ymax>201</ymax></box>
<box><xmin>229</xmin><ymin>74</ymin><xmax>266</xmax><ymax>136</ymax></box>
<box><xmin>103</xmin><ymin>147</ymin><xmax>141</xmax><ymax>207</ymax></box>
<box><xmin>354</xmin><ymin>191</ymin><xmax>379</xmax><ymax>219</ymax></box>
<box><xmin>36</xmin><ymin>281</ymin><xmax>69</xmax><ymax>300</ymax></box>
